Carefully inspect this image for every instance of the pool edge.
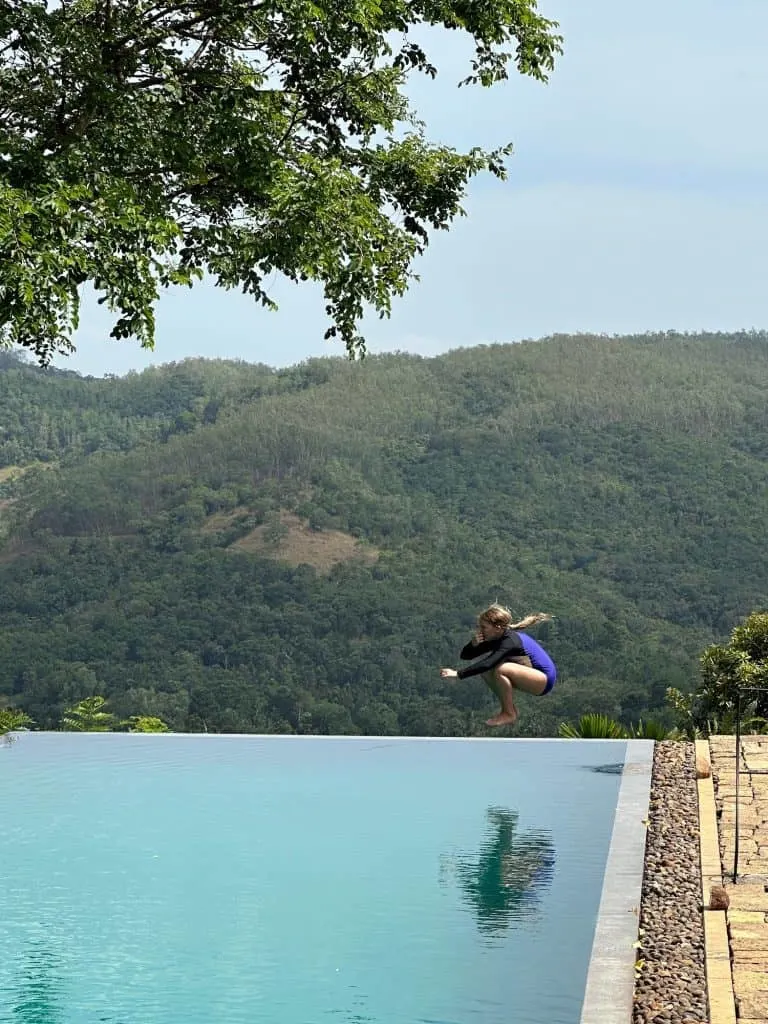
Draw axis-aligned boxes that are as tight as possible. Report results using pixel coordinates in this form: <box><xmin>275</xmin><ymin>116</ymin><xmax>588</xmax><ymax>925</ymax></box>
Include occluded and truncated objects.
<box><xmin>12</xmin><ymin>731</ymin><xmax>654</xmax><ymax>741</ymax></box>
<box><xmin>579</xmin><ymin>738</ymin><xmax>654</xmax><ymax>1024</ymax></box>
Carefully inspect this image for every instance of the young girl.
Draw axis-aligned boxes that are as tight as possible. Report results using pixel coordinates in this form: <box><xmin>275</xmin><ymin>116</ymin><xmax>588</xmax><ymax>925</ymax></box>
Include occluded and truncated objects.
<box><xmin>440</xmin><ymin>604</ymin><xmax>557</xmax><ymax>727</ymax></box>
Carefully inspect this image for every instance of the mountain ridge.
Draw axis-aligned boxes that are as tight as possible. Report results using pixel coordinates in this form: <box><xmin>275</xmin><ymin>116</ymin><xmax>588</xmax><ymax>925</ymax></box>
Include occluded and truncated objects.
<box><xmin>1</xmin><ymin>330</ymin><xmax>766</xmax><ymax>736</ymax></box>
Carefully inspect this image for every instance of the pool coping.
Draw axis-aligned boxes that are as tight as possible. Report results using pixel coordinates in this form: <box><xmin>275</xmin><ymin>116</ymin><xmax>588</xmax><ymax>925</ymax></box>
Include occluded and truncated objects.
<box><xmin>579</xmin><ymin>738</ymin><xmax>654</xmax><ymax>1024</ymax></box>
<box><xmin>10</xmin><ymin>737</ymin><xmax>663</xmax><ymax>745</ymax></box>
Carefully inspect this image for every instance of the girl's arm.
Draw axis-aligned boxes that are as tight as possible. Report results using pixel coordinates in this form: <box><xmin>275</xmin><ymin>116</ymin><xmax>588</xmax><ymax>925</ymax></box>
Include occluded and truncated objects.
<box><xmin>459</xmin><ymin>632</ymin><xmax>493</xmax><ymax>660</ymax></box>
<box><xmin>456</xmin><ymin>634</ymin><xmax>522</xmax><ymax>679</ymax></box>
<box><xmin>460</xmin><ymin>634</ymin><xmax>495</xmax><ymax>659</ymax></box>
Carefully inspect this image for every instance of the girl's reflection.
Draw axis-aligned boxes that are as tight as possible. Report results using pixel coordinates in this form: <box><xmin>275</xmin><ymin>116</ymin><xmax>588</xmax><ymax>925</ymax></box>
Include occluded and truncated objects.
<box><xmin>443</xmin><ymin>807</ymin><xmax>556</xmax><ymax>938</ymax></box>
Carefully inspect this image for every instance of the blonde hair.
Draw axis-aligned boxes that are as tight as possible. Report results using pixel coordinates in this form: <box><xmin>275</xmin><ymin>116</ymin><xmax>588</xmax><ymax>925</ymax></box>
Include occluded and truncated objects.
<box><xmin>478</xmin><ymin>603</ymin><xmax>552</xmax><ymax>631</ymax></box>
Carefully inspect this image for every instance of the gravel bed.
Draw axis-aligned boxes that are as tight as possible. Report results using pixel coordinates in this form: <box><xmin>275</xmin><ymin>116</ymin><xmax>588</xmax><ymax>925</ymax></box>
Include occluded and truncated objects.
<box><xmin>631</xmin><ymin>741</ymin><xmax>708</xmax><ymax>1024</ymax></box>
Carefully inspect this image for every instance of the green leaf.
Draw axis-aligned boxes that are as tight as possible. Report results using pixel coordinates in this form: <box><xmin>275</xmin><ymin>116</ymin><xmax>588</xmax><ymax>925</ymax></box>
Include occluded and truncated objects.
<box><xmin>0</xmin><ymin>0</ymin><xmax>562</xmax><ymax>364</ymax></box>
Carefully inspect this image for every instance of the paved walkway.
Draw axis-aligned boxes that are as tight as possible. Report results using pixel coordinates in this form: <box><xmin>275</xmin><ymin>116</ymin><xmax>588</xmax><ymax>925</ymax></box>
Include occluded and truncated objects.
<box><xmin>709</xmin><ymin>735</ymin><xmax>768</xmax><ymax>1024</ymax></box>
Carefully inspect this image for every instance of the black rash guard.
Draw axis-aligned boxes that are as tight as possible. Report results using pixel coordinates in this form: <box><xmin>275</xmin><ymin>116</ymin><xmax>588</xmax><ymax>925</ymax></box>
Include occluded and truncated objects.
<box><xmin>456</xmin><ymin>629</ymin><xmax>529</xmax><ymax>680</ymax></box>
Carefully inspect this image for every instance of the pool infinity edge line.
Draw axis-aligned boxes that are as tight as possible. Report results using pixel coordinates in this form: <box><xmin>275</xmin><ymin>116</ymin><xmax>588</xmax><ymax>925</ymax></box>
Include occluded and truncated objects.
<box><xmin>579</xmin><ymin>739</ymin><xmax>654</xmax><ymax>1024</ymax></box>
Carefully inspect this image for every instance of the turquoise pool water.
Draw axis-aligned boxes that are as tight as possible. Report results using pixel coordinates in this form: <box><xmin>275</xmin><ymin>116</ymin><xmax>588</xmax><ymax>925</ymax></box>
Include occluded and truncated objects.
<box><xmin>0</xmin><ymin>735</ymin><xmax>627</xmax><ymax>1024</ymax></box>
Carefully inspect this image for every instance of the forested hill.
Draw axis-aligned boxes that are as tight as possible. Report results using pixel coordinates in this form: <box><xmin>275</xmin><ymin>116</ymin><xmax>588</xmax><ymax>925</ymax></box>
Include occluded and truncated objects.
<box><xmin>1</xmin><ymin>331</ymin><xmax>766</xmax><ymax>737</ymax></box>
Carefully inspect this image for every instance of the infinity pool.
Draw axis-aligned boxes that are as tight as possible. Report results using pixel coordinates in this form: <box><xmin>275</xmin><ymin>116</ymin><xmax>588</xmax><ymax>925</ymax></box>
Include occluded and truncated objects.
<box><xmin>0</xmin><ymin>734</ymin><xmax>645</xmax><ymax>1024</ymax></box>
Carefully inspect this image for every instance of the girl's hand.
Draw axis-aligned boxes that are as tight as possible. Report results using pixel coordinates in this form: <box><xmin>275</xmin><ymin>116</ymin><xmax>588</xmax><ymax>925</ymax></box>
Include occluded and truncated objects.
<box><xmin>440</xmin><ymin>668</ymin><xmax>458</xmax><ymax>678</ymax></box>
<box><xmin>473</xmin><ymin>630</ymin><xmax>485</xmax><ymax>644</ymax></box>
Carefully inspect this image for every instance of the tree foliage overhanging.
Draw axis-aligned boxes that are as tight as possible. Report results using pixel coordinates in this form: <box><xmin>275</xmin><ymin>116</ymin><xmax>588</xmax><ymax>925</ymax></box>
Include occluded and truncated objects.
<box><xmin>1</xmin><ymin>330</ymin><xmax>767</xmax><ymax>737</ymax></box>
<box><xmin>0</xmin><ymin>0</ymin><xmax>561</xmax><ymax>364</ymax></box>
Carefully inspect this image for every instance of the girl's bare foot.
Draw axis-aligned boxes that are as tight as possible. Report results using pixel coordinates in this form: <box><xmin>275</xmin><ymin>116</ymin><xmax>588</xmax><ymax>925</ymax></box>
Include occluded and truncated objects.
<box><xmin>486</xmin><ymin>710</ymin><xmax>518</xmax><ymax>727</ymax></box>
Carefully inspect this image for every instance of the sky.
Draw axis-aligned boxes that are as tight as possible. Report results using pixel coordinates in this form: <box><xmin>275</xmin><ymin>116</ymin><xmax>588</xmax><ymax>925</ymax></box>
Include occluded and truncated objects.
<box><xmin>54</xmin><ymin>0</ymin><xmax>768</xmax><ymax>377</ymax></box>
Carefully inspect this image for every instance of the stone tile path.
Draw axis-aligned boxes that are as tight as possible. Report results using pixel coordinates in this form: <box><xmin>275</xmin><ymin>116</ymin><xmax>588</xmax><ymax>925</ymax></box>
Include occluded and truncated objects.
<box><xmin>709</xmin><ymin>735</ymin><xmax>768</xmax><ymax>1023</ymax></box>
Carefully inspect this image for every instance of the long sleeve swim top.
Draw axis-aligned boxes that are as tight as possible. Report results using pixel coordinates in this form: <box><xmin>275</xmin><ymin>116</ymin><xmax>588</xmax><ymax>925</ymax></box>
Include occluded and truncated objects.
<box><xmin>456</xmin><ymin>628</ymin><xmax>556</xmax><ymax>680</ymax></box>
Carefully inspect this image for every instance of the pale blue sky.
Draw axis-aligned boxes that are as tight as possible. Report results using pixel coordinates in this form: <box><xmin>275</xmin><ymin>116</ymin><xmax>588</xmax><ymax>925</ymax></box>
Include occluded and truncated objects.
<box><xmin>58</xmin><ymin>0</ymin><xmax>768</xmax><ymax>377</ymax></box>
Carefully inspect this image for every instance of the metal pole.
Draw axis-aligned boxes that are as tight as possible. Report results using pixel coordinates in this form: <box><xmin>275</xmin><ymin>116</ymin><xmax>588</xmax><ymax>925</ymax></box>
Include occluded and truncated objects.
<box><xmin>733</xmin><ymin>688</ymin><xmax>741</xmax><ymax>883</ymax></box>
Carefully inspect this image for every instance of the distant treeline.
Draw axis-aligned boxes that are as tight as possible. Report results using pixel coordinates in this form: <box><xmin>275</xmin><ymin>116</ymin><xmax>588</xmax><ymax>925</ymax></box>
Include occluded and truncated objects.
<box><xmin>1</xmin><ymin>331</ymin><xmax>766</xmax><ymax>736</ymax></box>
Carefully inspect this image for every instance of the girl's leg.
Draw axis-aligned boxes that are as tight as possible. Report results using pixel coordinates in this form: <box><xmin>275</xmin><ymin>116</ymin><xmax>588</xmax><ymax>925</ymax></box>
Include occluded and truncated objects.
<box><xmin>482</xmin><ymin>671</ymin><xmax>502</xmax><ymax>706</ymax></box>
<box><xmin>485</xmin><ymin>673</ymin><xmax>518</xmax><ymax>726</ymax></box>
<box><xmin>486</xmin><ymin>662</ymin><xmax>548</xmax><ymax>727</ymax></box>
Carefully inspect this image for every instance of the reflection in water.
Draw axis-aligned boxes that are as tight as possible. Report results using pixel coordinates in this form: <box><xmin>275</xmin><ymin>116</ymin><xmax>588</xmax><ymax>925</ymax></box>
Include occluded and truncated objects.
<box><xmin>325</xmin><ymin>984</ymin><xmax>376</xmax><ymax>1024</ymax></box>
<box><xmin>10</xmin><ymin>942</ymin><xmax>64</xmax><ymax>1024</ymax></box>
<box><xmin>9</xmin><ymin>943</ymin><xmax>133</xmax><ymax>1024</ymax></box>
<box><xmin>588</xmin><ymin>763</ymin><xmax>624</xmax><ymax>775</ymax></box>
<box><xmin>442</xmin><ymin>807</ymin><xmax>556</xmax><ymax>941</ymax></box>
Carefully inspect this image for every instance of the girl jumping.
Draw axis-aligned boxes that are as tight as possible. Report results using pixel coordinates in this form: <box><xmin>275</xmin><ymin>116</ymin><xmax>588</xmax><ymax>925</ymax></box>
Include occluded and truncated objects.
<box><xmin>440</xmin><ymin>604</ymin><xmax>557</xmax><ymax>727</ymax></box>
